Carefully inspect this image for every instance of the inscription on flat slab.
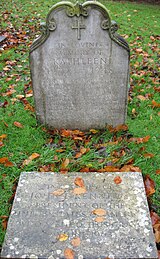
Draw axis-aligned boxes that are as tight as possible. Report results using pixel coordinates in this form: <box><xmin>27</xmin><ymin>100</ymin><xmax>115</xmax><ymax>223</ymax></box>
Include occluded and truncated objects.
<box><xmin>1</xmin><ymin>172</ymin><xmax>157</xmax><ymax>259</ymax></box>
<box><xmin>30</xmin><ymin>2</ymin><xmax>130</xmax><ymax>130</ymax></box>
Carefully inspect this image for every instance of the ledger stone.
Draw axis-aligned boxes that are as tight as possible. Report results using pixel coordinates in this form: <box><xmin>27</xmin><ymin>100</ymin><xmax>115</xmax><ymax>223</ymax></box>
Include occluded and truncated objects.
<box><xmin>1</xmin><ymin>172</ymin><xmax>157</xmax><ymax>259</ymax></box>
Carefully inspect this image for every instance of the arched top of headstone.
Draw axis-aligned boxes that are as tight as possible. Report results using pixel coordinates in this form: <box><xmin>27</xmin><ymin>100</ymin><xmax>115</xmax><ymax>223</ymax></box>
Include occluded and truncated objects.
<box><xmin>30</xmin><ymin>1</ymin><xmax>130</xmax><ymax>53</ymax></box>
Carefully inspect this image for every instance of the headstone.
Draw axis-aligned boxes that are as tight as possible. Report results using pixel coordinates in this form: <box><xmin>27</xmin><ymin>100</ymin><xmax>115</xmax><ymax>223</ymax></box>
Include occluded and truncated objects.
<box><xmin>1</xmin><ymin>172</ymin><xmax>157</xmax><ymax>259</ymax></box>
<box><xmin>30</xmin><ymin>1</ymin><xmax>130</xmax><ymax>130</ymax></box>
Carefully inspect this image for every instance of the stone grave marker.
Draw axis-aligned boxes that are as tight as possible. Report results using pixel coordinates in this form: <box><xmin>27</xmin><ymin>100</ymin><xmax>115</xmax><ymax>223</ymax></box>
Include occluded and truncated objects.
<box><xmin>30</xmin><ymin>1</ymin><xmax>130</xmax><ymax>130</ymax></box>
<box><xmin>1</xmin><ymin>172</ymin><xmax>157</xmax><ymax>259</ymax></box>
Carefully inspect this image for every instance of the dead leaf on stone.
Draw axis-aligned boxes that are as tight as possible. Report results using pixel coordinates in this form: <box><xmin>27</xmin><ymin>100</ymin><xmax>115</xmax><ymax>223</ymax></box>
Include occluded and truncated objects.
<box><xmin>58</xmin><ymin>233</ymin><xmax>68</xmax><ymax>242</ymax></box>
<box><xmin>52</xmin><ymin>189</ymin><xmax>65</xmax><ymax>196</ymax></box>
<box><xmin>71</xmin><ymin>237</ymin><xmax>81</xmax><ymax>247</ymax></box>
<box><xmin>74</xmin><ymin>177</ymin><xmax>85</xmax><ymax>188</ymax></box>
<box><xmin>114</xmin><ymin>176</ymin><xmax>122</xmax><ymax>184</ymax></box>
<box><xmin>64</xmin><ymin>248</ymin><xmax>75</xmax><ymax>259</ymax></box>
<box><xmin>73</xmin><ymin>187</ymin><xmax>86</xmax><ymax>195</ymax></box>
<box><xmin>92</xmin><ymin>208</ymin><xmax>106</xmax><ymax>216</ymax></box>
<box><xmin>94</xmin><ymin>217</ymin><xmax>105</xmax><ymax>223</ymax></box>
<box><xmin>22</xmin><ymin>153</ymin><xmax>40</xmax><ymax>166</ymax></box>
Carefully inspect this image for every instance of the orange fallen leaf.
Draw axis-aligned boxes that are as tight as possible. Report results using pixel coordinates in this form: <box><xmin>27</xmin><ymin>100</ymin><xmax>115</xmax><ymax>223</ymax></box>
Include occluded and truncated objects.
<box><xmin>0</xmin><ymin>157</ymin><xmax>14</xmax><ymax>167</ymax></box>
<box><xmin>61</xmin><ymin>158</ymin><xmax>69</xmax><ymax>169</ymax></box>
<box><xmin>156</xmin><ymin>169</ymin><xmax>160</xmax><ymax>175</ymax></box>
<box><xmin>94</xmin><ymin>217</ymin><xmax>105</xmax><ymax>223</ymax></box>
<box><xmin>64</xmin><ymin>248</ymin><xmax>75</xmax><ymax>259</ymax></box>
<box><xmin>0</xmin><ymin>134</ymin><xmax>7</xmax><ymax>140</ymax></box>
<box><xmin>102</xmin><ymin>165</ymin><xmax>119</xmax><ymax>172</ymax></box>
<box><xmin>144</xmin><ymin>175</ymin><xmax>155</xmax><ymax>197</ymax></box>
<box><xmin>80</xmin><ymin>167</ymin><xmax>90</xmax><ymax>172</ymax></box>
<box><xmin>52</xmin><ymin>189</ymin><xmax>65</xmax><ymax>196</ymax></box>
<box><xmin>92</xmin><ymin>208</ymin><xmax>106</xmax><ymax>216</ymax></box>
<box><xmin>90</xmin><ymin>129</ymin><xmax>98</xmax><ymax>134</ymax></box>
<box><xmin>143</xmin><ymin>153</ymin><xmax>154</xmax><ymax>158</ymax></box>
<box><xmin>71</xmin><ymin>237</ymin><xmax>81</xmax><ymax>247</ymax></box>
<box><xmin>73</xmin><ymin>187</ymin><xmax>86</xmax><ymax>195</ymax></box>
<box><xmin>58</xmin><ymin>233</ymin><xmax>68</xmax><ymax>241</ymax></box>
<box><xmin>56</xmin><ymin>149</ymin><xmax>66</xmax><ymax>153</ymax></box>
<box><xmin>22</xmin><ymin>153</ymin><xmax>40</xmax><ymax>166</ymax></box>
<box><xmin>74</xmin><ymin>177</ymin><xmax>85</xmax><ymax>188</ymax></box>
<box><xmin>14</xmin><ymin>121</ymin><xmax>23</xmax><ymax>128</ymax></box>
<box><xmin>114</xmin><ymin>176</ymin><xmax>122</xmax><ymax>184</ymax></box>
<box><xmin>24</xmin><ymin>103</ymin><xmax>35</xmax><ymax>112</ymax></box>
<box><xmin>152</xmin><ymin>100</ymin><xmax>160</xmax><ymax>108</ymax></box>
<box><xmin>109</xmin><ymin>124</ymin><xmax>128</xmax><ymax>133</ymax></box>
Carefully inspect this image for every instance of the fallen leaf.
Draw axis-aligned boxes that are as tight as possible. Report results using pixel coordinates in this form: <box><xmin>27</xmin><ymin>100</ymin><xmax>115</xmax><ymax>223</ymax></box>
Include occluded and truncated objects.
<box><xmin>99</xmin><ymin>165</ymin><xmax>119</xmax><ymax>172</ymax></box>
<box><xmin>80</xmin><ymin>167</ymin><xmax>90</xmax><ymax>172</ymax></box>
<box><xmin>14</xmin><ymin>121</ymin><xmax>23</xmax><ymax>128</ymax></box>
<box><xmin>0</xmin><ymin>142</ymin><xmax>4</xmax><ymax>147</ymax></box>
<box><xmin>90</xmin><ymin>129</ymin><xmax>98</xmax><ymax>134</ymax></box>
<box><xmin>120</xmin><ymin>165</ymin><xmax>141</xmax><ymax>172</ymax></box>
<box><xmin>56</xmin><ymin>149</ymin><xmax>66</xmax><ymax>153</ymax></box>
<box><xmin>154</xmin><ymin>223</ymin><xmax>160</xmax><ymax>243</ymax></box>
<box><xmin>137</xmin><ymin>95</ymin><xmax>147</xmax><ymax>101</ymax></box>
<box><xmin>156</xmin><ymin>169</ymin><xmax>160</xmax><ymax>175</ymax></box>
<box><xmin>2</xmin><ymin>218</ymin><xmax>8</xmax><ymax>230</ymax></box>
<box><xmin>152</xmin><ymin>100</ymin><xmax>160</xmax><ymax>108</ymax></box>
<box><xmin>61</xmin><ymin>158</ymin><xmax>69</xmax><ymax>169</ymax></box>
<box><xmin>129</xmin><ymin>135</ymin><xmax>150</xmax><ymax>144</ymax></box>
<box><xmin>22</xmin><ymin>153</ymin><xmax>40</xmax><ymax>166</ymax></box>
<box><xmin>52</xmin><ymin>189</ymin><xmax>65</xmax><ymax>196</ymax></box>
<box><xmin>71</xmin><ymin>237</ymin><xmax>81</xmax><ymax>247</ymax></box>
<box><xmin>0</xmin><ymin>134</ymin><xmax>7</xmax><ymax>140</ymax></box>
<box><xmin>144</xmin><ymin>175</ymin><xmax>155</xmax><ymax>197</ymax></box>
<box><xmin>94</xmin><ymin>217</ymin><xmax>105</xmax><ymax>223</ymax></box>
<box><xmin>58</xmin><ymin>233</ymin><xmax>68</xmax><ymax>242</ymax></box>
<box><xmin>143</xmin><ymin>153</ymin><xmax>154</xmax><ymax>158</ymax></box>
<box><xmin>74</xmin><ymin>177</ymin><xmax>85</xmax><ymax>188</ymax></box>
<box><xmin>0</xmin><ymin>157</ymin><xmax>14</xmax><ymax>167</ymax></box>
<box><xmin>64</xmin><ymin>248</ymin><xmax>75</xmax><ymax>259</ymax></box>
<box><xmin>109</xmin><ymin>124</ymin><xmax>128</xmax><ymax>133</ymax></box>
<box><xmin>73</xmin><ymin>187</ymin><xmax>86</xmax><ymax>195</ymax></box>
<box><xmin>114</xmin><ymin>176</ymin><xmax>122</xmax><ymax>184</ymax></box>
<box><xmin>150</xmin><ymin>211</ymin><xmax>160</xmax><ymax>226</ymax></box>
<box><xmin>92</xmin><ymin>208</ymin><xmax>106</xmax><ymax>216</ymax></box>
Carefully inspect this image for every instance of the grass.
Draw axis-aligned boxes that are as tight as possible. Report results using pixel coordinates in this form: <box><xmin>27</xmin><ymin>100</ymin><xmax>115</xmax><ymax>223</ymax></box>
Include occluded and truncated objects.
<box><xmin>0</xmin><ymin>0</ymin><xmax>160</xmax><ymax>248</ymax></box>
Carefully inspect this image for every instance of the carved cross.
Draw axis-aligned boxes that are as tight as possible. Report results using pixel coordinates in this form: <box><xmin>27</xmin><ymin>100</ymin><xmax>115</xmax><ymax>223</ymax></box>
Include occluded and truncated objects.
<box><xmin>72</xmin><ymin>18</ymin><xmax>86</xmax><ymax>40</ymax></box>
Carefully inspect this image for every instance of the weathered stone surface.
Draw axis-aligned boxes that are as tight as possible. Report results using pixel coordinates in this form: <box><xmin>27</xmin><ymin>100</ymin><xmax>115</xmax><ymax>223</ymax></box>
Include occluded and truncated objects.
<box><xmin>30</xmin><ymin>2</ymin><xmax>130</xmax><ymax>130</ymax></box>
<box><xmin>0</xmin><ymin>36</ymin><xmax>6</xmax><ymax>43</ymax></box>
<box><xmin>1</xmin><ymin>172</ymin><xmax>157</xmax><ymax>259</ymax></box>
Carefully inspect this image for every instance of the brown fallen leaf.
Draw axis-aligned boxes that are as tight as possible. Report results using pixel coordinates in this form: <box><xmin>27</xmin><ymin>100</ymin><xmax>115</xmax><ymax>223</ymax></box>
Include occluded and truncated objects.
<box><xmin>90</xmin><ymin>129</ymin><xmax>98</xmax><ymax>134</ymax></box>
<box><xmin>120</xmin><ymin>165</ymin><xmax>141</xmax><ymax>172</ymax></box>
<box><xmin>74</xmin><ymin>177</ymin><xmax>85</xmax><ymax>188</ymax></box>
<box><xmin>64</xmin><ymin>248</ymin><xmax>75</xmax><ymax>259</ymax></box>
<box><xmin>73</xmin><ymin>187</ymin><xmax>86</xmax><ymax>195</ymax></box>
<box><xmin>0</xmin><ymin>142</ymin><xmax>4</xmax><ymax>148</ymax></box>
<box><xmin>114</xmin><ymin>176</ymin><xmax>122</xmax><ymax>184</ymax></box>
<box><xmin>92</xmin><ymin>208</ymin><xmax>106</xmax><ymax>216</ymax></box>
<box><xmin>129</xmin><ymin>135</ymin><xmax>150</xmax><ymax>144</ymax></box>
<box><xmin>156</xmin><ymin>169</ymin><xmax>160</xmax><ymax>175</ymax></box>
<box><xmin>99</xmin><ymin>165</ymin><xmax>119</xmax><ymax>172</ymax></box>
<box><xmin>14</xmin><ymin>121</ymin><xmax>24</xmax><ymax>128</ymax></box>
<box><xmin>144</xmin><ymin>175</ymin><xmax>155</xmax><ymax>197</ymax></box>
<box><xmin>154</xmin><ymin>223</ymin><xmax>160</xmax><ymax>243</ymax></box>
<box><xmin>0</xmin><ymin>157</ymin><xmax>14</xmax><ymax>167</ymax></box>
<box><xmin>143</xmin><ymin>153</ymin><xmax>154</xmax><ymax>158</ymax></box>
<box><xmin>150</xmin><ymin>211</ymin><xmax>160</xmax><ymax>226</ymax></box>
<box><xmin>52</xmin><ymin>189</ymin><xmax>65</xmax><ymax>196</ymax></box>
<box><xmin>152</xmin><ymin>100</ymin><xmax>160</xmax><ymax>108</ymax></box>
<box><xmin>94</xmin><ymin>217</ymin><xmax>105</xmax><ymax>223</ymax></box>
<box><xmin>61</xmin><ymin>158</ymin><xmax>69</xmax><ymax>169</ymax></box>
<box><xmin>22</xmin><ymin>153</ymin><xmax>40</xmax><ymax>166</ymax></box>
<box><xmin>71</xmin><ymin>237</ymin><xmax>81</xmax><ymax>247</ymax></box>
<box><xmin>56</xmin><ymin>149</ymin><xmax>66</xmax><ymax>153</ymax></box>
<box><xmin>58</xmin><ymin>233</ymin><xmax>68</xmax><ymax>241</ymax></box>
<box><xmin>109</xmin><ymin>124</ymin><xmax>128</xmax><ymax>133</ymax></box>
<box><xmin>137</xmin><ymin>95</ymin><xmax>147</xmax><ymax>101</ymax></box>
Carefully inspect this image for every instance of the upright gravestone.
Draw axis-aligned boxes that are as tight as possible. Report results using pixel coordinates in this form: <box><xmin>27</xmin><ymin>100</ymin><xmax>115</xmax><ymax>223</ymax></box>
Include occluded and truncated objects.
<box><xmin>30</xmin><ymin>1</ymin><xmax>130</xmax><ymax>130</ymax></box>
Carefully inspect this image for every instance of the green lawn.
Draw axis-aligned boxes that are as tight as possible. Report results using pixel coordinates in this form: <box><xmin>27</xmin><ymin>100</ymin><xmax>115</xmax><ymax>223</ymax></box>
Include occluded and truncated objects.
<box><xmin>0</xmin><ymin>0</ymin><xmax>160</xmax><ymax>248</ymax></box>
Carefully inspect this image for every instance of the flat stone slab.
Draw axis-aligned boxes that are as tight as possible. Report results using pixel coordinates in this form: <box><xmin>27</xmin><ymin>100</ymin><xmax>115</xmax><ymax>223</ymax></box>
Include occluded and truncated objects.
<box><xmin>1</xmin><ymin>172</ymin><xmax>157</xmax><ymax>259</ymax></box>
<box><xmin>0</xmin><ymin>36</ymin><xmax>6</xmax><ymax>43</ymax></box>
